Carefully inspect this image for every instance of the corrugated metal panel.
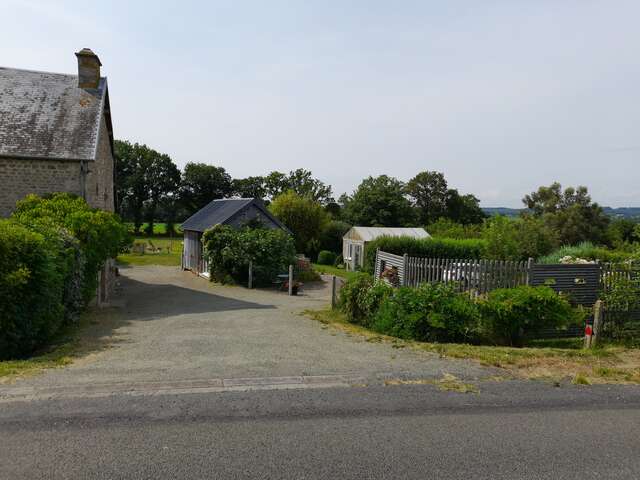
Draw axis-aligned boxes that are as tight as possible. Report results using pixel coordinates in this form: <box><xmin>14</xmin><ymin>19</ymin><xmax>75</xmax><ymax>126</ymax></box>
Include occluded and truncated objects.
<box><xmin>530</xmin><ymin>264</ymin><xmax>601</xmax><ymax>307</ymax></box>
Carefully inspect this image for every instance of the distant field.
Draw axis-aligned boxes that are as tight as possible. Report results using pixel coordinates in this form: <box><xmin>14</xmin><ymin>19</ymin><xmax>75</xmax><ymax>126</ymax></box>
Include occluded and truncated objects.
<box><xmin>118</xmin><ymin>237</ymin><xmax>182</xmax><ymax>266</ymax></box>
<box><xmin>125</xmin><ymin>223</ymin><xmax>183</xmax><ymax>236</ymax></box>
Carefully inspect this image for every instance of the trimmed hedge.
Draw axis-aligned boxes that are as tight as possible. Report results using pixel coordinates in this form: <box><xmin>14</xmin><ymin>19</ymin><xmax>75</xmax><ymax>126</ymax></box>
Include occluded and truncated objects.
<box><xmin>363</xmin><ymin>236</ymin><xmax>488</xmax><ymax>273</ymax></box>
<box><xmin>1</xmin><ymin>193</ymin><xmax>129</xmax><ymax>359</ymax></box>
<box><xmin>0</xmin><ymin>221</ymin><xmax>65</xmax><ymax>358</ymax></box>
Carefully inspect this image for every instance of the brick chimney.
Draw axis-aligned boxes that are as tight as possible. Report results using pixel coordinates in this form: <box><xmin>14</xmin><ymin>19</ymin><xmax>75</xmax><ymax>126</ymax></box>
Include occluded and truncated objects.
<box><xmin>75</xmin><ymin>48</ymin><xmax>102</xmax><ymax>89</ymax></box>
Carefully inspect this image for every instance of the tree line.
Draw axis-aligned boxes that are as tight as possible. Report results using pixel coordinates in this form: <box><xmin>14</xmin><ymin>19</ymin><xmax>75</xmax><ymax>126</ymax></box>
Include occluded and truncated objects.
<box><xmin>115</xmin><ymin>139</ymin><xmax>631</xmax><ymax>261</ymax></box>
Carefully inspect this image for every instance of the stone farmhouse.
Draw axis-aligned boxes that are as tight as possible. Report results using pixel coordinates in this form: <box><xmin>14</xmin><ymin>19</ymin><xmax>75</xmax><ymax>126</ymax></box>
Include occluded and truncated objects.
<box><xmin>0</xmin><ymin>48</ymin><xmax>114</xmax><ymax>217</ymax></box>
<box><xmin>0</xmin><ymin>48</ymin><xmax>116</xmax><ymax>303</ymax></box>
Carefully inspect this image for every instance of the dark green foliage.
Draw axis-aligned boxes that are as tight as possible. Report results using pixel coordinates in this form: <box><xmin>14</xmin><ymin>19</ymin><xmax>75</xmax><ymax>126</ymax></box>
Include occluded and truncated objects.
<box><xmin>427</xmin><ymin>218</ymin><xmax>483</xmax><ymax>239</ymax></box>
<box><xmin>0</xmin><ymin>221</ymin><xmax>66</xmax><ymax>358</ymax></box>
<box><xmin>317</xmin><ymin>250</ymin><xmax>337</xmax><ymax>265</ymax></box>
<box><xmin>363</xmin><ymin>236</ymin><xmax>487</xmax><ymax>273</ymax></box>
<box><xmin>341</xmin><ymin>175</ymin><xmax>415</xmax><ymax>227</ymax></box>
<box><xmin>180</xmin><ymin>162</ymin><xmax>233</xmax><ymax>217</ymax></box>
<box><xmin>334</xmin><ymin>254</ymin><xmax>344</xmax><ymax>267</ymax></box>
<box><xmin>523</xmin><ymin>182</ymin><xmax>610</xmax><ymax>245</ymax></box>
<box><xmin>371</xmin><ymin>283</ymin><xmax>480</xmax><ymax>342</ymax></box>
<box><xmin>12</xmin><ymin>194</ymin><xmax>130</xmax><ymax>303</ymax></box>
<box><xmin>202</xmin><ymin>224</ymin><xmax>296</xmax><ymax>285</ymax></box>
<box><xmin>338</xmin><ymin>273</ymin><xmax>375</xmax><ymax>323</ymax></box>
<box><xmin>319</xmin><ymin>220</ymin><xmax>351</xmax><ymax>254</ymax></box>
<box><xmin>478</xmin><ymin>286</ymin><xmax>582</xmax><ymax>346</ymax></box>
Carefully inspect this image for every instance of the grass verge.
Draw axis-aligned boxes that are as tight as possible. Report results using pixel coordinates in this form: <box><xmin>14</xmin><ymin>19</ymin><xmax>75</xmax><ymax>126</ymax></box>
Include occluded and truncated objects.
<box><xmin>0</xmin><ymin>308</ymin><xmax>117</xmax><ymax>383</ymax></box>
<box><xmin>312</xmin><ymin>264</ymin><xmax>360</xmax><ymax>281</ymax></box>
<box><xmin>304</xmin><ymin>308</ymin><xmax>640</xmax><ymax>385</ymax></box>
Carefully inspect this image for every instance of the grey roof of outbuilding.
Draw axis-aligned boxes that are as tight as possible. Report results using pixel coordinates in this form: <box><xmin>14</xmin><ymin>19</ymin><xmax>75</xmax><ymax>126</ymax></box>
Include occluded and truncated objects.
<box><xmin>181</xmin><ymin>198</ymin><xmax>289</xmax><ymax>233</ymax></box>
<box><xmin>0</xmin><ymin>67</ymin><xmax>109</xmax><ymax>160</ymax></box>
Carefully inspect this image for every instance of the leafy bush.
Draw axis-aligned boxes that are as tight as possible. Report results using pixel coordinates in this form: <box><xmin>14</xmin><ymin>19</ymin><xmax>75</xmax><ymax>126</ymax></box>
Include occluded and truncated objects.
<box><xmin>319</xmin><ymin>220</ymin><xmax>351</xmax><ymax>254</ymax></box>
<box><xmin>482</xmin><ymin>215</ymin><xmax>557</xmax><ymax>261</ymax></box>
<box><xmin>317</xmin><ymin>250</ymin><xmax>337</xmax><ymax>265</ymax></box>
<box><xmin>338</xmin><ymin>273</ymin><xmax>375</xmax><ymax>323</ymax></box>
<box><xmin>0</xmin><ymin>221</ymin><xmax>66</xmax><ymax>359</ymax></box>
<box><xmin>427</xmin><ymin>218</ymin><xmax>483</xmax><ymax>239</ymax></box>
<box><xmin>538</xmin><ymin>242</ymin><xmax>630</xmax><ymax>264</ymax></box>
<box><xmin>364</xmin><ymin>236</ymin><xmax>487</xmax><ymax>273</ymax></box>
<box><xmin>371</xmin><ymin>283</ymin><xmax>480</xmax><ymax>342</ymax></box>
<box><xmin>12</xmin><ymin>193</ymin><xmax>130</xmax><ymax>302</ymax></box>
<box><xmin>478</xmin><ymin>286</ymin><xmax>581</xmax><ymax>346</ymax></box>
<box><xmin>202</xmin><ymin>224</ymin><xmax>296</xmax><ymax>285</ymax></box>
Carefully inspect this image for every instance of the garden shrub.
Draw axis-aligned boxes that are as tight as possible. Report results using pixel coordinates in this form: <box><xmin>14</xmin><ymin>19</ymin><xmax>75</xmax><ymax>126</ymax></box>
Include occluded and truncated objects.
<box><xmin>317</xmin><ymin>250</ymin><xmax>337</xmax><ymax>265</ymax></box>
<box><xmin>478</xmin><ymin>286</ymin><xmax>582</xmax><ymax>346</ymax></box>
<box><xmin>371</xmin><ymin>283</ymin><xmax>480</xmax><ymax>342</ymax></box>
<box><xmin>338</xmin><ymin>273</ymin><xmax>374</xmax><ymax>323</ymax></box>
<box><xmin>364</xmin><ymin>236</ymin><xmax>487</xmax><ymax>273</ymax></box>
<box><xmin>12</xmin><ymin>193</ymin><xmax>130</xmax><ymax>302</ymax></box>
<box><xmin>538</xmin><ymin>242</ymin><xmax>630</xmax><ymax>264</ymax></box>
<box><xmin>0</xmin><ymin>221</ymin><xmax>66</xmax><ymax>359</ymax></box>
<box><xmin>333</xmin><ymin>254</ymin><xmax>344</xmax><ymax>267</ymax></box>
<box><xmin>202</xmin><ymin>224</ymin><xmax>296</xmax><ymax>285</ymax></box>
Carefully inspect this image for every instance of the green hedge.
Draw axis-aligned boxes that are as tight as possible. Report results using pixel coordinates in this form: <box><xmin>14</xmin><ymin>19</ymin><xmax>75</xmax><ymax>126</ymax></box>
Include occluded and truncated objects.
<box><xmin>0</xmin><ymin>221</ymin><xmax>66</xmax><ymax>358</ymax></box>
<box><xmin>1</xmin><ymin>193</ymin><xmax>129</xmax><ymax>359</ymax></box>
<box><xmin>338</xmin><ymin>275</ymin><xmax>582</xmax><ymax>346</ymax></box>
<box><xmin>363</xmin><ymin>236</ymin><xmax>487</xmax><ymax>273</ymax></box>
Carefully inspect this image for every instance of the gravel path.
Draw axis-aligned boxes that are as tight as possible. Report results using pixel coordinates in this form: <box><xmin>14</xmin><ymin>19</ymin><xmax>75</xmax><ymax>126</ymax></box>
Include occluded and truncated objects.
<box><xmin>1</xmin><ymin>266</ymin><xmax>490</xmax><ymax>397</ymax></box>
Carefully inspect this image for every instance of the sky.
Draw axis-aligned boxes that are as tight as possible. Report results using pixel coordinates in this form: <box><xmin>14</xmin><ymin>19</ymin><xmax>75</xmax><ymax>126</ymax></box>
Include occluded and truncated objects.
<box><xmin>2</xmin><ymin>0</ymin><xmax>639</xmax><ymax>207</ymax></box>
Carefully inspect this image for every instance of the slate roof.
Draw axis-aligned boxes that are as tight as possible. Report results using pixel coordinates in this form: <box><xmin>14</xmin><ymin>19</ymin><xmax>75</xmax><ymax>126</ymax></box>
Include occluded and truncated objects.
<box><xmin>0</xmin><ymin>67</ymin><xmax>110</xmax><ymax>161</ymax></box>
<box><xmin>344</xmin><ymin>227</ymin><xmax>431</xmax><ymax>242</ymax></box>
<box><xmin>181</xmin><ymin>198</ymin><xmax>289</xmax><ymax>233</ymax></box>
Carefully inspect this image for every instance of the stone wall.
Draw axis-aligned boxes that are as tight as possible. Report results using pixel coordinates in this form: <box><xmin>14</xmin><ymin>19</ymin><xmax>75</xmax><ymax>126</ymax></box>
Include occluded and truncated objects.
<box><xmin>85</xmin><ymin>114</ymin><xmax>115</xmax><ymax>212</ymax></box>
<box><xmin>0</xmin><ymin>157</ymin><xmax>81</xmax><ymax>217</ymax></box>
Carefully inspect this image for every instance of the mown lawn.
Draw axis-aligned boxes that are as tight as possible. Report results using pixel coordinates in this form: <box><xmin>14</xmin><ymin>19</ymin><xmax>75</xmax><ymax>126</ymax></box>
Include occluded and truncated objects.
<box><xmin>118</xmin><ymin>237</ymin><xmax>182</xmax><ymax>266</ymax></box>
<box><xmin>305</xmin><ymin>308</ymin><xmax>640</xmax><ymax>385</ymax></box>
<box><xmin>312</xmin><ymin>263</ymin><xmax>360</xmax><ymax>281</ymax></box>
<box><xmin>125</xmin><ymin>223</ymin><xmax>182</xmax><ymax>236</ymax></box>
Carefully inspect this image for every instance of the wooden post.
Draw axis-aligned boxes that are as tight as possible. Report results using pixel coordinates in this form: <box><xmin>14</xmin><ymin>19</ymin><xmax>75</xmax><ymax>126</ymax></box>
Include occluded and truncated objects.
<box><xmin>526</xmin><ymin>257</ymin><xmax>534</xmax><ymax>285</ymax></box>
<box><xmin>331</xmin><ymin>275</ymin><xmax>337</xmax><ymax>309</ymax></box>
<box><xmin>591</xmin><ymin>300</ymin><xmax>604</xmax><ymax>348</ymax></box>
<box><xmin>402</xmin><ymin>253</ymin><xmax>408</xmax><ymax>287</ymax></box>
<box><xmin>288</xmin><ymin>264</ymin><xmax>294</xmax><ymax>296</ymax></box>
<box><xmin>248</xmin><ymin>261</ymin><xmax>253</xmax><ymax>289</ymax></box>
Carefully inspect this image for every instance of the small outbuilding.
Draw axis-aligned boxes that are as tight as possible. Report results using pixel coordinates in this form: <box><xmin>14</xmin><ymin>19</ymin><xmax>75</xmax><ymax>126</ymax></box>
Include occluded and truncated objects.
<box><xmin>182</xmin><ymin>198</ymin><xmax>289</xmax><ymax>277</ymax></box>
<box><xmin>342</xmin><ymin>227</ymin><xmax>430</xmax><ymax>271</ymax></box>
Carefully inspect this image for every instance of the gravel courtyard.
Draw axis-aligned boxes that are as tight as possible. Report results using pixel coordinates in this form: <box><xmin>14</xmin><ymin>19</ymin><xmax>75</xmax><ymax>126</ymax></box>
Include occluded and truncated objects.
<box><xmin>1</xmin><ymin>266</ymin><xmax>490</xmax><ymax>398</ymax></box>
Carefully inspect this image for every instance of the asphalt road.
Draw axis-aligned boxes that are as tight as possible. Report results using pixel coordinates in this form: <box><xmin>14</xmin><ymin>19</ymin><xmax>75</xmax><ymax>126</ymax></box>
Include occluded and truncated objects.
<box><xmin>2</xmin><ymin>381</ymin><xmax>640</xmax><ymax>479</ymax></box>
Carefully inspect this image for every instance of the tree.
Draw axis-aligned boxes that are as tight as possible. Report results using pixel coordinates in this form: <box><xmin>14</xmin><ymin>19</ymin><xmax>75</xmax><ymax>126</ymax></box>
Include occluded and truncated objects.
<box><xmin>115</xmin><ymin>140</ymin><xmax>179</xmax><ymax>233</ymax></box>
<box><xmin>144</xmin><ymin>153</ymin><xmax>180</xmax><ymax>235</ymax></box>
<box><xmin>445</xmin><ymin>190</ymin><xmax>486</xmax><ymax>225</ymax></box>
<box><xmin>606</xmin><ymin>218</ymin><xmax>639</xmax><ymax>248</ymax></box>
<box><xmin>232</xmin><ymin>176</ymin><xmax>266</xmax><ymax>199</ymax></box>
<box><xmin>319</xmin><ymin>220</ymin><xmax>351</xmax><ymax>254</ymax></box>
<box><xmin>269</xmin><ymin>191</ymin><xmax>329</xmax><ymax>255</ymax></box>
<box><xmin>523</xmin><ymin>182</ymin><xmax>610</xmax><ymax>245</ymax></box>
<box><xmin>341</xmin><ymin>175</ymin><xmax>415</xmax><ymax>227</ymax></box>
<box><xmin>406</xmin><ymin>171</ymin><xmax>448</xmax><ymax>224</ymax></box>
<box><xmin>180</xmin><ymin>163</ymin><xmax>233</xmax><ymax>217</ymax></box>
<box><xmin>264</xmin><ymin>169</ymin><xmax>333</xmax><ymax>204</ymax></box>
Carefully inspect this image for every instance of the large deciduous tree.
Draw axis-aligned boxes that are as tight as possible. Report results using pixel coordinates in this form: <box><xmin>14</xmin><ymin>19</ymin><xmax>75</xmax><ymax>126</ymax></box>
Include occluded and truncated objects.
<box><xmin>114</xmin><ymin>140</ymin><xmax>180</xmax><ymax>233</ymax></box>
<box><xmin>269</xmin><ymin>191</ymin><xmax>329</xmax><ymax>255</ymax></box>
<box><xmin>523</xmin><ymin>182</ymin><xmax>610</xmax><ymax>245</ymax></box>
<box><xmin>341</xmin><ymin>175</ymin><xmax>415</xmax><ymax>227</ymax></box>
<box><xmin>405</xmin><ymin>171</ymin><xmax>448</xmax><ymax>224</ymax></box>
<box><xmin>264</xmin><ymin>169</ymin><xmax>333</xmax><ymax>204</ymax></box>
<box><xmin>232</xmin><ymin>176</ymin><xmax>267</xmax><ymax>199</ymax></box>
<box><xmin>180</xmin><ymin>163</ymin><xmax>233</xmax><ymax>216</ymax></box>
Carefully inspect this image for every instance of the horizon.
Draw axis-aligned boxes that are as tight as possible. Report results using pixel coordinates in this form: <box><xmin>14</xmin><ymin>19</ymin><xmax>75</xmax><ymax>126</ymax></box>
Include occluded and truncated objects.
<box><xmin>3</xmin><ymin>0</ymin><xmax>639</xmax><ymax>208</ymax></box>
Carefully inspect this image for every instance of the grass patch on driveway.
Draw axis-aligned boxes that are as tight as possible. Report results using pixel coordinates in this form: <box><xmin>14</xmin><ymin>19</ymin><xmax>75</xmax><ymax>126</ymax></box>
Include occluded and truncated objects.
<box><xmin>118</xmin><ymin>237</ymin><xmax>182</xmax><ymax>266</ymax></box>
<box><xmin>305</xmin><ymin>308</ymin><xmax>640</xmax><ymax>385</ymax></box>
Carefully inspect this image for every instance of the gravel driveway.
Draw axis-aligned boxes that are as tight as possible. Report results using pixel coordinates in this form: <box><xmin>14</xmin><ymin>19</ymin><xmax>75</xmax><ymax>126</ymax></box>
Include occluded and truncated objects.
<box><xmin>1</xmin><ymin>266</ymin><xmax>490</xmax><ymax>398</ymax></box>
